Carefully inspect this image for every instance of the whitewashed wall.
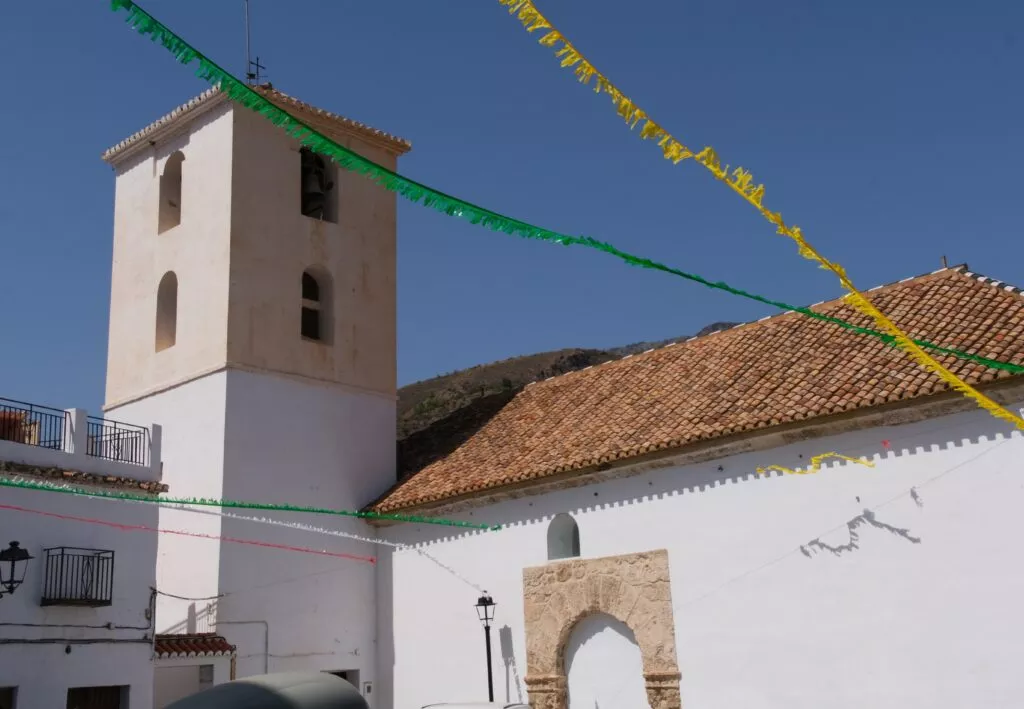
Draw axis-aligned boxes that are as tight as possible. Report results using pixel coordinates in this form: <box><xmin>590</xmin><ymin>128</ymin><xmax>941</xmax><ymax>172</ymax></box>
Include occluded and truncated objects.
<box><xmin>153</xmin><ymin>657</ymin><xmax>232</xmax><ymax>708</ymax></box>
<box><xmin>113</xmin><ymin>367</ymin><xmax>394</xmax><ymax>699</ymax></box>
<box><xmin>105</xmin><ymin>102</ymin><xmax>235</xmax><ymax>409</ymax></box>
<box><xmin>153</xmin><ymin>666</ymin><xmax>204</xmax><ymax>709</ymax></box>
<box><xmin>0</xmin><ymin>485</ymin><xmax>158</xmax><ymax>709</ymax></box>
<box><xmin>216</xmin><ymin>368</ymin><xmax>393</xmax><ymax>687</ymax></box>
<box><xmin>108</xmin><ymin>371</ymin><xmax>228</xmax><ymax>636</ymax></box>
<box><xmin>380</xmin><ymin>400</ymin><xmax>1024</xmax><ymax>709</ymax></box>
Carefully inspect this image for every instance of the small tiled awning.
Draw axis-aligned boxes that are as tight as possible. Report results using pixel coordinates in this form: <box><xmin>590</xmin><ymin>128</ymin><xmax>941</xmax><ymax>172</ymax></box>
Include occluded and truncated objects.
<box><xmin>154</xmin><ymin>633</ymin><xmax>236</xmax><ymax>659</ymax></box>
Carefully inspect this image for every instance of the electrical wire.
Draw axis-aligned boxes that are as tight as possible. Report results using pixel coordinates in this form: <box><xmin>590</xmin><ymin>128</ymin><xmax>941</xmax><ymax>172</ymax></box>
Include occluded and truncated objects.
<box><xmin>0</xmin><ymin>503</ymin><xmax>376</xmax><ymax>564</ymax></box>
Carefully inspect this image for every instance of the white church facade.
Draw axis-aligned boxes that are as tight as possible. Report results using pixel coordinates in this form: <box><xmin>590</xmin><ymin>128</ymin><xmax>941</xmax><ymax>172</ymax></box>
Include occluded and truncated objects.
<box><xmin>91</xmin><ymin>85</ymin><xmax>1024</xmax><ymax>709</ymax></box>
<box><xmin>370</xmin><ymin>260</ymin><xmax>1024</xmax><ymax>709</ymax></box>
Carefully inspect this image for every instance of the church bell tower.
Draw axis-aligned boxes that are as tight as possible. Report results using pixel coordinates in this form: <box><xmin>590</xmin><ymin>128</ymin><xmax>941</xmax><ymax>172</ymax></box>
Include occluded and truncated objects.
<box><xmin>101</xmin><ymin>85</ymin><xmax>411</xmax><ymax>687</ymax></box>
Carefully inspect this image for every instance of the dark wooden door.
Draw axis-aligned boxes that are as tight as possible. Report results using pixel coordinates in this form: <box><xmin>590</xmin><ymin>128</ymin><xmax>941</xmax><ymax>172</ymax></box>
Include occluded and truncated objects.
<box><xmin>66</xmin><ymin>686</ymin><xmax>123</xmax><ymax>709</ymax></box>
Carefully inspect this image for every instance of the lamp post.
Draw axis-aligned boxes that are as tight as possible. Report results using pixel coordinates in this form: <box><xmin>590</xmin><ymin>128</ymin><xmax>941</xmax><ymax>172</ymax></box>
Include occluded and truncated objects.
<box><xmin>0</xmin><ymin>541</ymin><xmax>32</xmax><ymax>597</ymax></box>
<box><xmin>474</xmin><ymin>592</ymin><xmax>496</xmax><ymax>702</ymax></box>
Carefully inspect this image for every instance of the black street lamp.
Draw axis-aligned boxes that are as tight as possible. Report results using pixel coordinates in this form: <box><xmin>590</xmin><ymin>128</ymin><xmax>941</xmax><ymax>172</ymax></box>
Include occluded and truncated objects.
<box><xmin>0</xmin><ymin>541</ymin><xmax>32</xmax><ymax>597</ymax></box>
<box><xmin>475</xmin><ymin>592</ymin><xmax>497</xmax><ymax>702</ymax></box>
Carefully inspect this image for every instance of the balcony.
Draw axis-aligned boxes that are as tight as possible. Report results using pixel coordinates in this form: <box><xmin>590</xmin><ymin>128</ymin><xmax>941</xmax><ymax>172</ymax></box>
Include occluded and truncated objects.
<box><xmin>0</xmin><ymin>398</ymin><xmax>68</xmax><ymax>450</ymax></box>
<box><xmin>40</xmin><ymin>547</ymin><xmax>115</xmax><ymax>607</ymax></box>
<box><xmin>0</xmin><ymin>396</ymin><xmax>161</xmax><ymax>481</ymax></box>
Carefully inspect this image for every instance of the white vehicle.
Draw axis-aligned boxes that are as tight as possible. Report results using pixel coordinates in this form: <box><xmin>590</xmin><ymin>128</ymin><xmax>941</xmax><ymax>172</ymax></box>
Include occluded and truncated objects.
<box><xmin>421</xmin><ymin>704</ymin><xmax>530</xmax><ymax>708</ymax></box>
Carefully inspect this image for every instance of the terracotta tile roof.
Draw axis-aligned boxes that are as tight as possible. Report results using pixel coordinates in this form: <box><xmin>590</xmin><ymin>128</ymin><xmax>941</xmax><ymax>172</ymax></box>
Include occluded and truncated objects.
<box><xmin>253</xmin><ymin>85</ymin><xmax>411</xmax><ymax>154</ymax></box>
<box><xmin>102</xmin><ymin>84</ymin><xmax>409</xmax><ymax>163</ymax></box>
<box><xmin>372</xmin><ymin>266</ymin><xmax>1024</xmax><ymax>513</ymax></box>
<box><xmin>155</xmin><ymin>634</ymin><xmax>235</xmax><ymax>659</ymax></box>
<box><xmin>0</xmin><ymin>460</ymin><xmax>168</xmax><ymax>494</ymax></box>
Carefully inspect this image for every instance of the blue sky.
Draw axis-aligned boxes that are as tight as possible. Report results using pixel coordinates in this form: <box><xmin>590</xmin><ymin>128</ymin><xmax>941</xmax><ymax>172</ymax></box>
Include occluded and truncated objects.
<box><xmin>1</xmin><ymin>0</ymin><xmax>1022</xmax><ymax>414</ymax></box>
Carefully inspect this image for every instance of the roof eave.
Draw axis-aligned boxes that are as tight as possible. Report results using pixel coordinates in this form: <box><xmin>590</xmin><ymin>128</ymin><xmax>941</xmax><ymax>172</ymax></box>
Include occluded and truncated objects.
<box><xmin>102</xmin><ymin>88</ymin><xmax>229</xmax><ymax>166</ymax></box>
<box><xmin>368</xmin><ymin>376</ymin><xmax>1024</xmax><ymax>522</ymax></box>
<box><xmin>253</xmin><ymin>86</ymin><xmax>412</xmax><ymax>155</ymax></box>
<box><xmin>155</xmin><ymin>650</ymin><xmax>236</xmax><ymax>659</ymax></box>
<box><xmin>101</xmin><ymin>86</ymin><xmax>411</xmax><ymax>166</ymax></box>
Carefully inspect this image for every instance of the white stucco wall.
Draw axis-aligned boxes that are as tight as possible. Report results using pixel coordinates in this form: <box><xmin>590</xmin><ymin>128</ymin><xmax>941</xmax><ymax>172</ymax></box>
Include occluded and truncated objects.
<box><xmin>216</xmin><ymin>368</ymin><xmax>395</xmax><ymax>688</ymax></box>
<box><xmin>153</xmin><ymin>657</ymin><xmax>232</xmax><ymax>708</ymax></box>
<box><xmin>105</xmin><ymin>104</ymin><xmax>235</xmax><ymax>409</ymax></box>
<box><xmin>380</xmin><ymin>401</ymin><xmax>1024</xmax><ymax>709</ymax></box>
<box><xmin>228</xmin><ymin>107</ymin><xmax>399</xmax><ymax>395</ymax></box>
<box><xmin>0</xmin><ymin>486</ymin><xmax>158</xmax><ymax>709</ymax></box>
<box><xmin>110</xmin><ymin>367</ymin><xmax>393</xmax><ymax>702</ymax></box>
<box><xmin>153</xmin><ymin>666</ymin><xmax>203</xmax><ymax>708</ymax></box>
<box><xmin>107</xmin><ymin>372</ymin><xmax>228</xmax><ymax>635</ymax></box>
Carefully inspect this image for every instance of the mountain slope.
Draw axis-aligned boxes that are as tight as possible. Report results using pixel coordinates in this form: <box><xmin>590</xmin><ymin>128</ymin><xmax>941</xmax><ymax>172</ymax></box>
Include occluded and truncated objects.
<box><xmin>397</xmin><ymin>321</ymin><xmax>738</xmax><ymax>439</ymax></box>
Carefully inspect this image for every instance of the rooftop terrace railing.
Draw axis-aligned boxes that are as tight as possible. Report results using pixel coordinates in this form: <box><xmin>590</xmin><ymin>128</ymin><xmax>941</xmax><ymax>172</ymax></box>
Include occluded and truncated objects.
<box><xmin>0</xmin><ymin>396</ymin><xmax>162</xmax><ymax>481</ymax></box>
<box><xmin>87</xmin><ymin>415</ymin><xmax>150</xmax><ymax>467</ymax></box>
<box><xmin>0</xmin><ymin>397</ymin><xmax>69</xmax><ymax>452</ymax></box>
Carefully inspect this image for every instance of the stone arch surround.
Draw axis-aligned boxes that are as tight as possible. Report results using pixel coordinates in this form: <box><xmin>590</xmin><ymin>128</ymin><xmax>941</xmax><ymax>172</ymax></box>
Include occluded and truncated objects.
<box><xmin>522</xmin><ymin>549</ymin><xmax>682</xmax><ymax>709</ymax></box>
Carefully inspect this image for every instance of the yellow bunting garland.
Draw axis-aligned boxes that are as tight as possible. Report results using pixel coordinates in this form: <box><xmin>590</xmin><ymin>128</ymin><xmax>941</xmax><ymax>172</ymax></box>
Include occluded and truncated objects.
<box><xmin>497</xmin><ymin>0</ymin><xmax>1024</xmax><ymax>431</ymax></box>
<box><xmin>757</xmin><ymin>452</ymin><xmax>875</xmax><ymax>477</ymax></box>
<box><xmin>499</xmin><ymin>0</ymin><xmax>694</xmax><ymax>166</ymax></box>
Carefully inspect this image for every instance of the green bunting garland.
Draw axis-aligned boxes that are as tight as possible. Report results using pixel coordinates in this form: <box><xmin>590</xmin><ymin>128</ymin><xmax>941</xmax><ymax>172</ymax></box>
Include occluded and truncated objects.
<box><xmin>109</xmin><ymin>0</ymin><xmax>1024</xmax><ymax>377</ymax></box>
<box><xmin>0</xmin><ymin>477</ymin><xmax>499</xmax><ymax>531</ymax></box>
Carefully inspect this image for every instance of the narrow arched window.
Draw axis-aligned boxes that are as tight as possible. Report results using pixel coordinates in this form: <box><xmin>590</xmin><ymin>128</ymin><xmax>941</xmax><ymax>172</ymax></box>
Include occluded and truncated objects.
<box><xmin>301</xmin><ymin>269</ymin><xmax>332</xmax><ymax>343</ymax></box>
<box><xmin>155</xmin><ymin>272</ymin><xmax>178</xmax><ymax>352</ymax></box>
<box><xmin>547</xmin><ymin>513</ymin><xmax>581</xmax><ymax>561</ymax></box>
<box><xmin>159</xmin><ymin>151</ymin><xmax>185</xmax><ymax>233</ymax></box>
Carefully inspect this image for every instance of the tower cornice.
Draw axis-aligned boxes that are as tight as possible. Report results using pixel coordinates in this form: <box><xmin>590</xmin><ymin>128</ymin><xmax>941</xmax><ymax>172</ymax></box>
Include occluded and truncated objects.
<box><xmin>102</xmin><ymin>88</ymin><xmax>230</xmax><ymax>166</ymax></box>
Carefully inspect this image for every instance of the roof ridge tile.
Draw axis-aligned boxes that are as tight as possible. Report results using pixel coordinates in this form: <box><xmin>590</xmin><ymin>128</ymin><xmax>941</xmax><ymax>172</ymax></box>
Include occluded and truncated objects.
<box><xmin>519</xmin><ymin>265</ymin><xmax>1018</xmax><ymax>391</ymax></box>
<box><xmin>103</xmin><ymin>85</ymin><xmax>410</xmax><ymax>162</ymax></box>
<box><xmin>254</xmin><ymin>85</ymin><xmax>411</xmax><ymax>153</ymax></box>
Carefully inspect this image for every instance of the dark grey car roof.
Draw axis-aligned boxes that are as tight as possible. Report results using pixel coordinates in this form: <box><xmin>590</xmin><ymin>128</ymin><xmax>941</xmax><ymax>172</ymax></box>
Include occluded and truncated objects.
<box><xmin>165</xmin><ymin>672</ymin><xmax>368</xmax><ymax>709</ymax></box>
<box><xmin>421</xmin><ymin>704</ymin><xmax>531</xmax><ymax>708</ymax></box>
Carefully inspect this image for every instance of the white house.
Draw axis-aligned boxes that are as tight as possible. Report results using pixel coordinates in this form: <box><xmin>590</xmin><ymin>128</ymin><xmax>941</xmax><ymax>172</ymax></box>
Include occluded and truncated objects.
<box><xmin>92</xmin><ymin>81</ymin><xmax>1024</xmax><ymax>709</ymax></box>
<box><xmin>368</xmin><ymin>266</ymin><xmax>1024</xmax><ymax>709</ymax></box>
<box><xmin>0</xmin><ymin>397</ymin><xmax>168</xmax><ymax>709</ymax></box>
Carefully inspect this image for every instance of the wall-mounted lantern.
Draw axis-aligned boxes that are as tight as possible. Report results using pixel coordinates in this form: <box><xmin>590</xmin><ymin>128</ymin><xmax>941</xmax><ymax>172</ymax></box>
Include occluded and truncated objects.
<box><xmin>0</xmin><ymin>541</ymin><xmax>33</xmax><ymax>597</ymax></box>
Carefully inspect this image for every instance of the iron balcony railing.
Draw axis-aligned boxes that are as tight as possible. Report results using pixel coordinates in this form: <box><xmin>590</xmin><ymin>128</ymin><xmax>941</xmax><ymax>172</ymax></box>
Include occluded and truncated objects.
<box><xmin>86</xmin><ymin>415</ymin><xmax>149</xmax><ymax>467</ymax></box>
<box><xmin>0</xmin><ymin>397</ymin><xmax>68</xmax><ymax>451</ymax></box>
<box><xmin>40</xmin><ymin>547</ymin><xmax>115</xmax><ymax>607</ymax></box>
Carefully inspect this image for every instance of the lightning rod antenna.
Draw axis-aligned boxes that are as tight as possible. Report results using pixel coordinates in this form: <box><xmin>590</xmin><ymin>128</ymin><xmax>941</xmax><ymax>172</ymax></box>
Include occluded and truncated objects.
<box><xmin>244</xmin><ymin>0</ymin><xmax>267</xmax><ymax>85</ymax></box>
<box><xmin>244</xmin><ymin>0</ymin><xmax>252</xmax><ymax>83</ymax></box>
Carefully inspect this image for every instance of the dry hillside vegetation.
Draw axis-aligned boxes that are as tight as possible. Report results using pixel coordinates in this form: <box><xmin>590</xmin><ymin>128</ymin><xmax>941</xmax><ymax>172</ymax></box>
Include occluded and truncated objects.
<box><xmin>397</xmin><ymin>322</ymin><xmax>738</xmax><ymax>440</ymax></box>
